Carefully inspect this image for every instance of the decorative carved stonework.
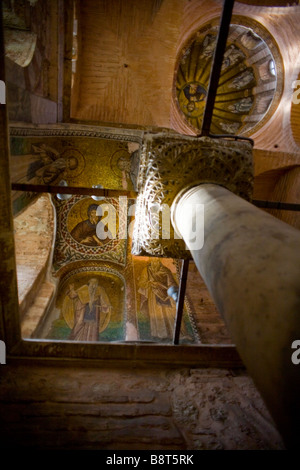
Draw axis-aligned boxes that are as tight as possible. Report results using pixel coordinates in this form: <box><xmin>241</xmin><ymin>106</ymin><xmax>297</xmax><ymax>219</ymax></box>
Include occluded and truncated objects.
<box><xmin>9</xmin><ymin>125</ymin><xmax>143</xmax><ymax>144</ymax></box>
<box><xmin>132</xmin><ymin>133</ymin><xmax>253</xmax><ymax>259</ymax></box>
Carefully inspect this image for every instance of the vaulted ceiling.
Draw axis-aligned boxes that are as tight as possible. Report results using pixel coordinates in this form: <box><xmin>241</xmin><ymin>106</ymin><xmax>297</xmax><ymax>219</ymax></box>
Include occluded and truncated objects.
<box><xmin>69</xmin><ymin>0</ymin><xmax>300</xmax><ymax>228</ymax></box>
<box><xmin>3</xmin><ymin>0</ymin><xmax>300</xmax><ymax>346</ymax></box>
<box><xmin>71</xmin><ymin>0</ymin><xmax>300</xmax><ymax>158</ymax></box>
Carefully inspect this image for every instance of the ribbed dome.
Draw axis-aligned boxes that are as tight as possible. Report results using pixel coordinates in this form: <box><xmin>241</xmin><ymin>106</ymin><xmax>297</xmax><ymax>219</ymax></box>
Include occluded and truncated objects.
<box><xmin>174</xmin><ymin>21</ymin><xmax>282</xmax><ymax>136</ymax></box>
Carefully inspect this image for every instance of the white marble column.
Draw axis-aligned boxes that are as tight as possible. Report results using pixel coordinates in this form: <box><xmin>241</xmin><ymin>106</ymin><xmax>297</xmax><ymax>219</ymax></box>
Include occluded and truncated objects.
<box><xmin>172</xmin><ymin>183</ymin><xmax>300</xmax><ymax>448</ymax></box>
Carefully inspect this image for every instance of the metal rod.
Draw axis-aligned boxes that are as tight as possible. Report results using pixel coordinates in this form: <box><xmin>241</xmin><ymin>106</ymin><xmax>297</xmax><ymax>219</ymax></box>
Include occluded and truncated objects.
<box><xmin>12</xmin><ymin>185</ymin><xmax>300</xmax><ymax>211</ymax></box>
<box><xmin>252</xmin><ymin>200</ymin><xmax>300</xmax><ymax>212</ymax></box>
<box><xmin>173</xmin><ymin>259</ymin><xmax>189</xmax><ymax>345</ymax></box>
<box><xmin>11</xmin><ymin>183</ymin><xmax>138</xmax><ymax>199</ymax></box>
<box><xmin>200</xmin><ymin>0</ymin><xmax>235</xmax><ymax>136</ymax></box>
<box><xmin>207</xmin><ymin>133</ymin><xmax>254</xmax><ymax>145</ymax></box>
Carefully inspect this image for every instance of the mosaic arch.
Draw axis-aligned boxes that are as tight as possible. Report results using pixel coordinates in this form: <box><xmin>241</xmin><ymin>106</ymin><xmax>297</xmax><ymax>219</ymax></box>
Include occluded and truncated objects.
<box><xmin>51</xmin><ymin>195</ymin><xmax>128</xmax><ymax>275</ymax></box>
<box><xmin>46</xmin><ymin>267</ymin><xmax>126</xmax><ymax>343</ymax></box>
<box><xmin>44</xmin><ymin>259</ymin><xmax>200</xmax><ymax>345</ymax></box>
<box><xmin>174</xmin><ymin>17</ymin><xmax>283</xmax><ymax>136</ymax></box>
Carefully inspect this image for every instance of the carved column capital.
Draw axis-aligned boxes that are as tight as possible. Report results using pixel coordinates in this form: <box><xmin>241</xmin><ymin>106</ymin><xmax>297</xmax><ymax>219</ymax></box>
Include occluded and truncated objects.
<box><xmin>131</xmin><ymin>132</ymin><xmax>253</xmax><ymax>259</ymax></box>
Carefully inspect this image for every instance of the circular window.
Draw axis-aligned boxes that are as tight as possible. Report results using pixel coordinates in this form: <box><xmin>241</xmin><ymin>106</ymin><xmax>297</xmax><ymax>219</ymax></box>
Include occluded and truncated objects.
<box><xmin>174</xmin><ymin>18</ymin><xmax>283</xmax><ymax>136</ymax></box>
<box><xmin>269</xmin><ymin>59</ymin><xmax>276</xmax><ymax>77</ymax></box>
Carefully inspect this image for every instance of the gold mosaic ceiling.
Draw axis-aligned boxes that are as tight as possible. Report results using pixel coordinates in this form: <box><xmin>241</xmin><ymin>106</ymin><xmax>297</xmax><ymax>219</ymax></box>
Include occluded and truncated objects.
<box><xmin>174</xmin><ymin>20</ymin><xmax>283</xmax><ymax>136</ymax></box>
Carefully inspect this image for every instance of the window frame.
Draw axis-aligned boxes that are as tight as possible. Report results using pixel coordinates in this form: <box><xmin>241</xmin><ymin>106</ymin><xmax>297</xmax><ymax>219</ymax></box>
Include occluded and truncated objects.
<box><xmin>0</xmin><ymin>2</ymin><xmax>241</xmax><ymax>369</ymax></box>
<box><xmin>2</xmin><ymin>126</ymin><xmax>242</xmax><ymax>368</ymax></box>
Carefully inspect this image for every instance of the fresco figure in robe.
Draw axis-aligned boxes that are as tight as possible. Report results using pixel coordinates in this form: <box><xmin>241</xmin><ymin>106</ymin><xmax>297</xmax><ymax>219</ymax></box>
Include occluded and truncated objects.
<box><xmin>62</xmin><ymin>278</ymin><xmax>111</xmax><ymax>342</ymax></box>
<box><xmin>70</xmin><ymin>203</ymin><xmax>112</xmax><ymax>246</ymax></box>
<box><xmin>26</xmin><ymin>143</ymin><xmax>79</xmax><ymax>184</ymax></box>
<box><xmin>138</xmin><ymin>259</ymin><xmax>183</xmax><ymax>340</ymax></box>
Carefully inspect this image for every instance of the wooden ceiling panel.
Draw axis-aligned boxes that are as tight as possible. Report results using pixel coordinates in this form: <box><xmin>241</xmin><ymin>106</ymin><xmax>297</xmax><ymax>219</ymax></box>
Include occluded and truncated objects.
<box><xmin>72</xmin><ymin>0</ymin><xmax>184</xmax><ymax>127</ymax></box>
<box><xmin>236</xmin><ymin>0</ymin><xmax>299</xmax><ymax>5</ymax></box>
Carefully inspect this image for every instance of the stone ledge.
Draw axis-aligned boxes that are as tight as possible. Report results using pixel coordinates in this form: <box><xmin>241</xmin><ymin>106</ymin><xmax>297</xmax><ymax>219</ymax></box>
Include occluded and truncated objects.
<box><xmin>21</xmin><ymin>281</ymin><xmax>55</xmax><ymax>339</ymax></box>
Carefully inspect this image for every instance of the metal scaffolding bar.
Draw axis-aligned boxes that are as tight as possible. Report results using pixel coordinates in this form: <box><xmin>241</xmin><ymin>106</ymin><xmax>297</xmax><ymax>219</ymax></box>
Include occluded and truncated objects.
<box><xmin>173</xmin><ymin>259</ymin><xmax>190</xmax><ymax>345</ymax></box>
<box><xmin>11</xmin><ymin>182</ymin><xmax>138</xmax><ymax>199</ymax></box>
<box><xmin>200</xmin><ymin>0</ymin><xmax>235</xmax><ymax>136</ymax></box>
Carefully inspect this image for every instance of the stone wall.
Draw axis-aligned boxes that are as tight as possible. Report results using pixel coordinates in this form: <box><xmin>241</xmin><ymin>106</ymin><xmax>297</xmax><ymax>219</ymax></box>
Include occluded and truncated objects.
<box><xmin>0</xmin><ymin>362</ymin><xmax>284</xmax><ymax>450</ymax></box>
<box><xmin>185</xmin><ymin>263</ymin><xmax>232</xmax><ymax>344</ymax></box>
<box><xmin>14</xmin><ymin>194</ymin><xmax>55</xmax><ymax>319</ymax></box>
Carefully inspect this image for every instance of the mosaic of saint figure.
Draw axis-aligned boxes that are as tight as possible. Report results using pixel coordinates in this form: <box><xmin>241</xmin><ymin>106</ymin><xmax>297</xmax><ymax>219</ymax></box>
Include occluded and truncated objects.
<box><xmin>228</xmin><ymin>96</ymin><xmax>253</xmax><ymax>113</ymax></box>
<box><xmin>200</xmin><ymin>33</ymin><xmax>217</xmax><ymax>59</ymax></box>
<box><xmin>138</xmin><ymin>260</ymin><xmax>179</xmax><ymax>340</ymax></box>
<box><xmin>70</xmin><ymin>203</ymin><xmax>112</xmax><ymax>246</ymax></box>
<box><xmin>62</xmin><ymin>278</ymin><xmax>111</xmax><ymax>342</ymax></box>
<box><xmin>110</xmin><ymin>147</ymin><xmax>139</xmax><ymax>191</ymax></box>
<box><xmin>221</xmin><ymin>44</ymin><xmax>245</xmax><ymax>70</ymax></box>
<box><xmin>183</xmin><ymin>82</ymin><xmax>207</xmax><ymax>114</ymax></box>
<box><xmin>27</xmin><ymin>143</ymin><xmax>79</xmax><ymax>184</ymax></box>
<box><xmin>229</xmin><ymin>69</ymin><xmax>255</xmax><ymax>90</ymax></box>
